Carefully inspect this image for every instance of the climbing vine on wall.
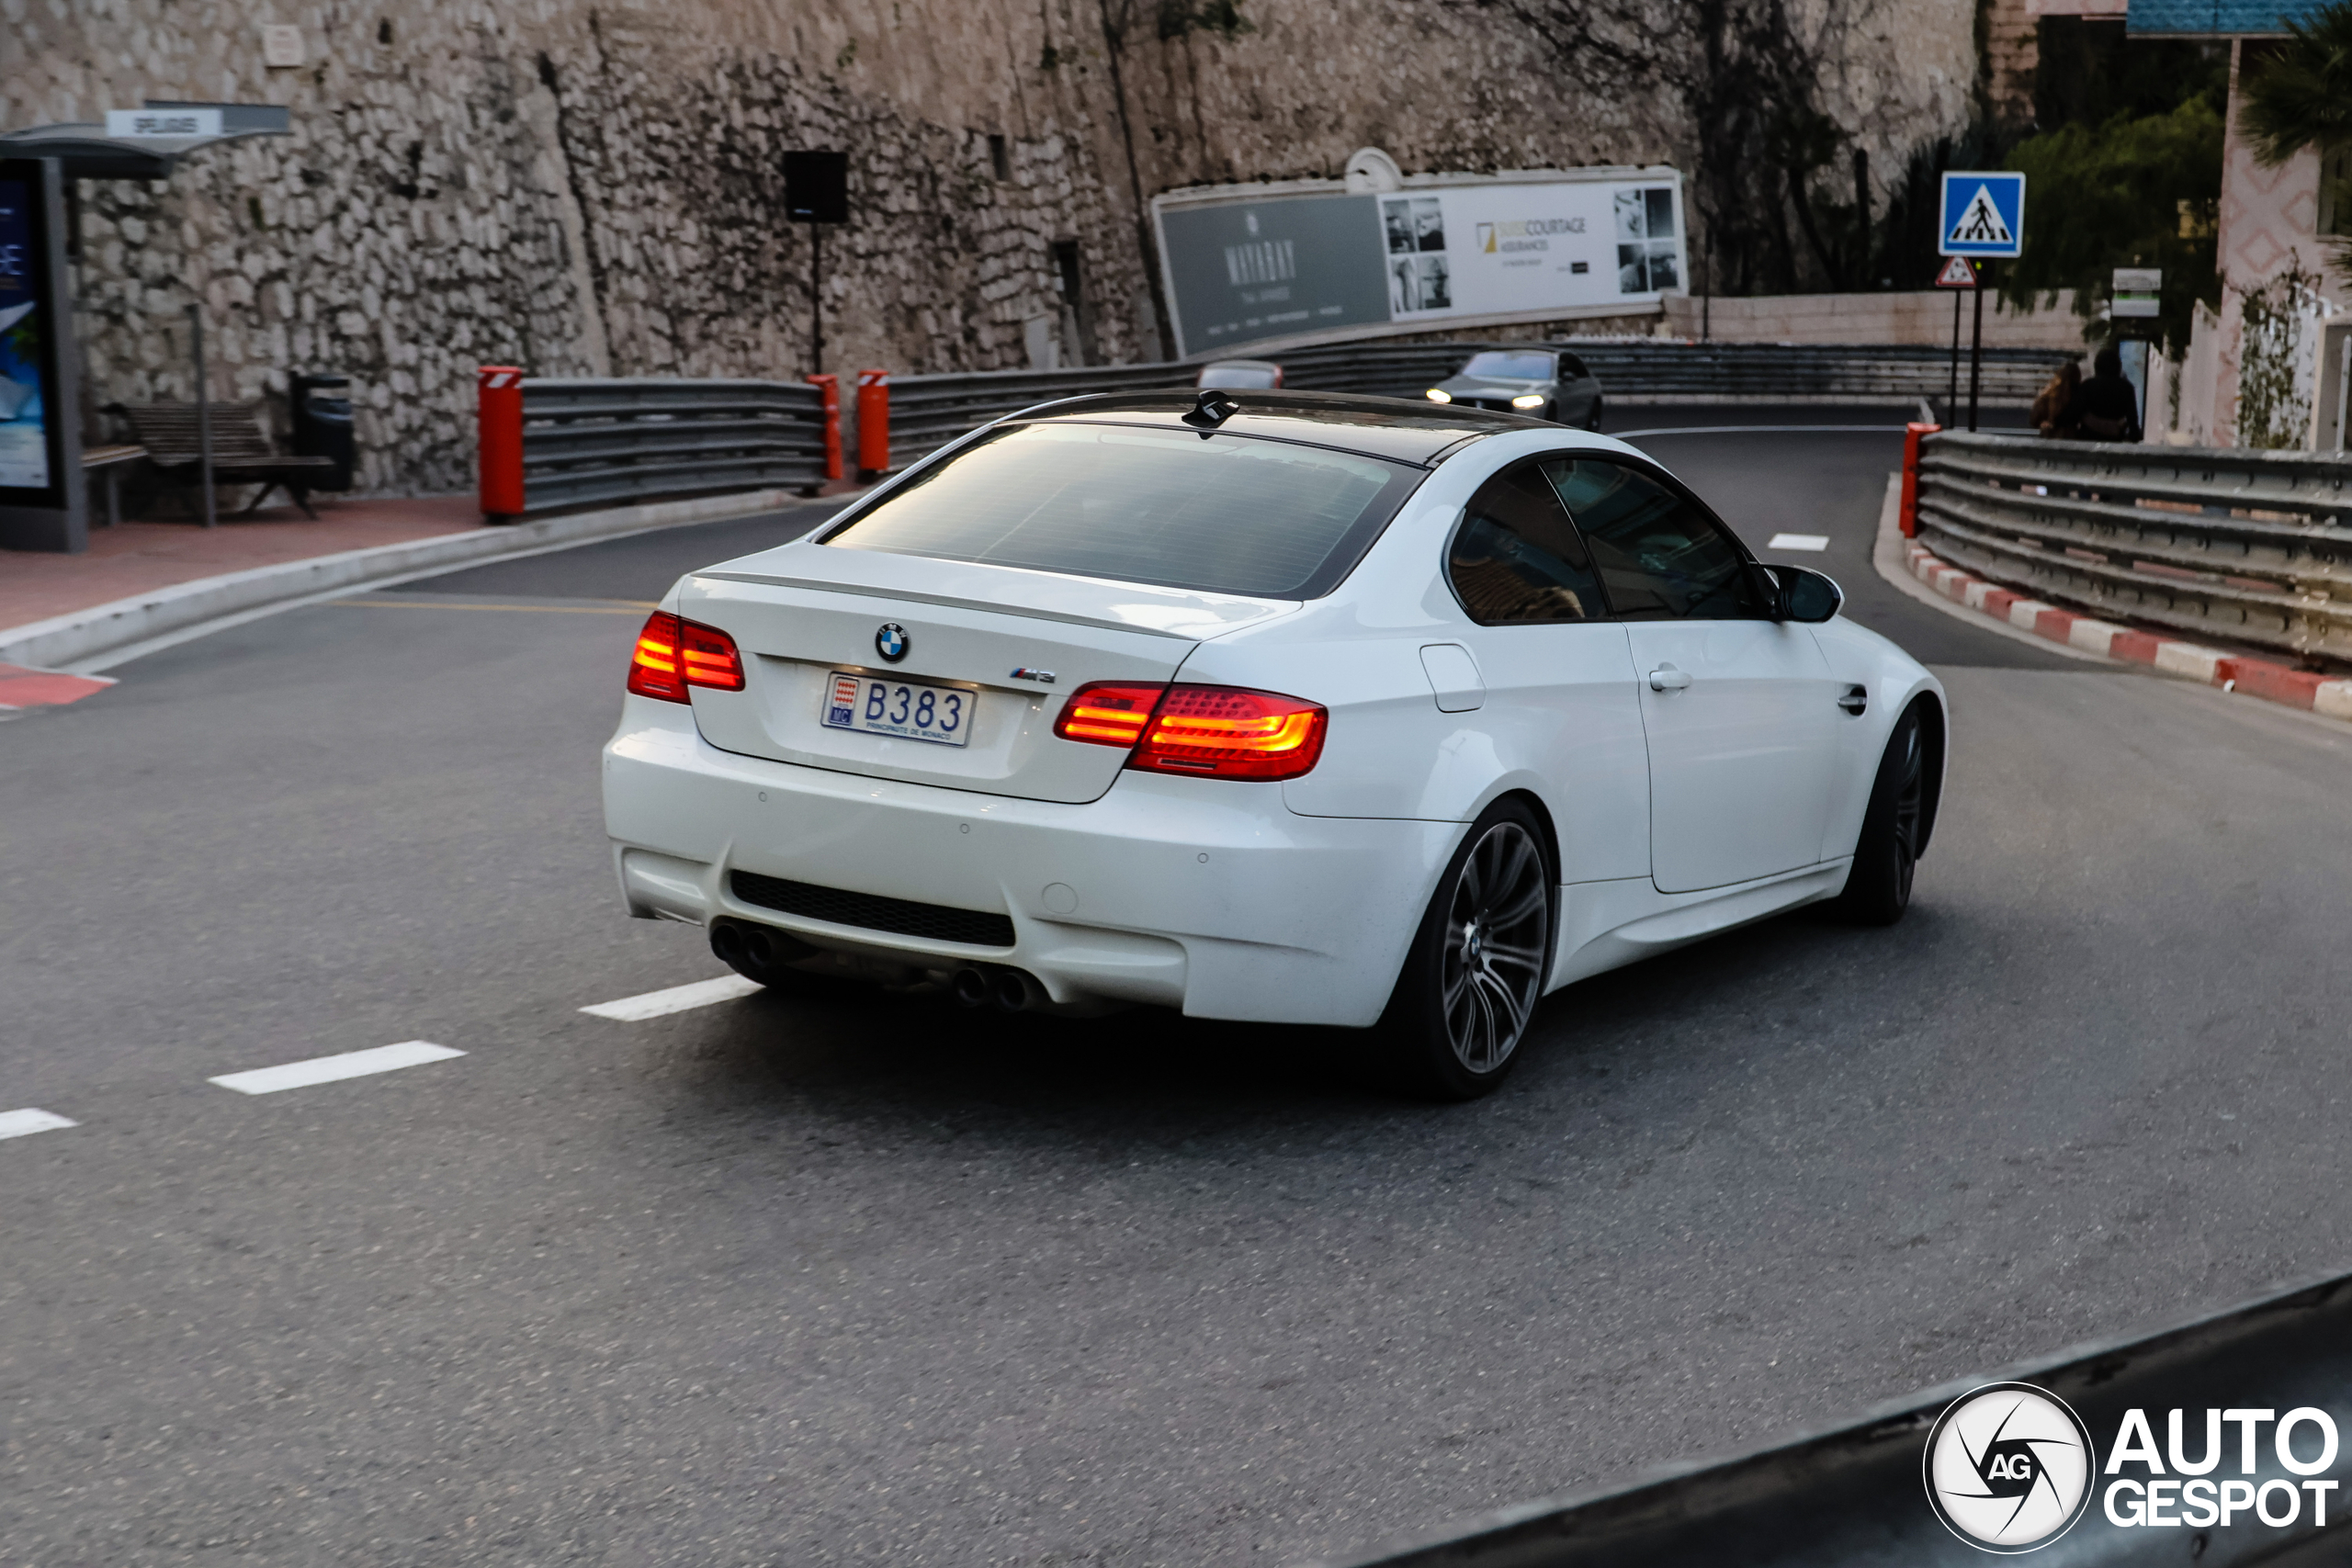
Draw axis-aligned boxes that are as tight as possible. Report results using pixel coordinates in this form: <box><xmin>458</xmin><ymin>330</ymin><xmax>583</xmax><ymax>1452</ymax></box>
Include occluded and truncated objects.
<box><xmin>2237</xmin><ymin>263</ymin><xmax>2321</xmax><ymax>449</ymax></box>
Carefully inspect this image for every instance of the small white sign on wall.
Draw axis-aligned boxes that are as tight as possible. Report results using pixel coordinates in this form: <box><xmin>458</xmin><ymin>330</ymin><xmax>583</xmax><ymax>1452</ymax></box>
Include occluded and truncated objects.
<box><xmin>262</xmin><ymin>24</ymin><xmax>306</xmax><ymax>67</ymax></box>
<box><xmin>106</xmin><ymin>108</ymin><xmax>224</xmax><ymax>138</ymax></box>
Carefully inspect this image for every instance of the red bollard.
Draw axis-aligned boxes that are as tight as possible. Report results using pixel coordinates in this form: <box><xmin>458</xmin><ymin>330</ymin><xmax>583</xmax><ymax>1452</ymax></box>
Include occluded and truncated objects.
<box><xmin>806</xmin><ymin>373</ymin><xmax>842</xmax><ymax>483</ymax></box>
<box><xmin>855</xmin><ymin>368</ymin><xmax>889</xmax><ymax>479</ymax></box>
<box><xmin>1900</xmin><ymin>421</ymin><xmax>1939</xmax><ymax>538</ymax></box>
<box><xmin>478</xmin><ymin>366</ymin><xmax>526</xmax><ymax>520</ymax></box>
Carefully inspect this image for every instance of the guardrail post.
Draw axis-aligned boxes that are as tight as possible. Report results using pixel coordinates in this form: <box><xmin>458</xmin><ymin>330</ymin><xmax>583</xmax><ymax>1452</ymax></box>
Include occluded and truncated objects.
<box><xmin>856</xmin><ymin>368</ymin><xmax>889</xmax><ymax>480</ymax></box>
<box><xmin>478</xmin><ymin>367</ymin><xmax>526</xmax><ymax>521</ymax></box>
<box><xmin>1900</xmin><ymin>422</ymin><xmax>1938</xmax><ymax>538</ymax></box>
<box><xmin>805</xmin><ymin>373</ymin><xmax>842</xmax><ymax>483</ymax></box>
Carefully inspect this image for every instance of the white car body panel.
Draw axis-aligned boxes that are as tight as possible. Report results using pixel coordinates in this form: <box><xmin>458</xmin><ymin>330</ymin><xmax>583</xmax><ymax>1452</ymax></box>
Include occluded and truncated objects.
<box><xmin>1627</xmin><ymin>617</ymin><xmax>1841</xmax><ymax>892</ymax></box>
<box><xmin>601</xmin><ymin>412</ymin><xmax>1947</xmax><ymax>1029</ymax></box>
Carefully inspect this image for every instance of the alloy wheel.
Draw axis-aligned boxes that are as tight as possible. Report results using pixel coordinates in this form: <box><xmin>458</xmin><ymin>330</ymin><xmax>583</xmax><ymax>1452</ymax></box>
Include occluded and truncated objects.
<box><xmin>1440</xmin><ymin>821</ymin><xmax>1549</xmax><ymax>1075</ymax></box>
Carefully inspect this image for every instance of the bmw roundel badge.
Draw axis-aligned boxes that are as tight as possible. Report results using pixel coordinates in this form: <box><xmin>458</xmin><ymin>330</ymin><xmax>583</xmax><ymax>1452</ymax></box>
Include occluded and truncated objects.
<box><xmin>875</xmin><ymin>623</ymin><xmax>909</xmax><ymax>662</ymax></box>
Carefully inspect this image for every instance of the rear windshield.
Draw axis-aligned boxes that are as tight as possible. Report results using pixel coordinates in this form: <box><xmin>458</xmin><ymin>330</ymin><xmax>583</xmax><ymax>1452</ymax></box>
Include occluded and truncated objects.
<box><xmin>820</xmin><ymin>422</ymin><xmax>1424</xmax><ymax>599</ymax></box>
<box><xmin>1462</xmin><ymin>351</ymin><xmax>1556</xmax><ymax>380</ymax></box>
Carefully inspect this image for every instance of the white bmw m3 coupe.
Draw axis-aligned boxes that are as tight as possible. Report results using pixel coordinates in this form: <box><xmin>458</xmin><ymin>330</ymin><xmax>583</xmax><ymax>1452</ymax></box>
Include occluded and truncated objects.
<box><xmin>602</xmin><ymin>389</ymin><xmax>1946</xmax><ymax>1098</ymax></box>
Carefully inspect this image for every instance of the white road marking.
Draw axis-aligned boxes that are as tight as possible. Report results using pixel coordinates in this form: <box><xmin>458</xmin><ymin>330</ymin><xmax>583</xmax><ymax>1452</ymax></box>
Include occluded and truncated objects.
<box><xmin>209</xmin><ymin>1041</ymin><xmax>464</xmax><ymax>1095</ymax></box>
<box><xmin>0</xmin><ymin>1108</ymin><xmax>77</xmax><ymax>1140</ymax></box>
<box><xmin>1768</xmin><ymin>533</ymin><xmax>1831</xmax><ymax>551</ymax></box>
<box><xmin>581</xmin><ymin>974</ymin><xmax>764</xmax><ymax>1021</ymax></box>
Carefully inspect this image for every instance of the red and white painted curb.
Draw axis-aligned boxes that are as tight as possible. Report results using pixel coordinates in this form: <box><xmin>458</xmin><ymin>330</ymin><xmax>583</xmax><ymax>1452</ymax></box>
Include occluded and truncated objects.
<box><xmin>1904</xmin><ymin>540</ymin><xmax>2352</xmax><ymax>721</ymax></box>
<box><xmin>0</xmin><ymin>662</ymin><xmax>115</xmax><ymax>719</ymax></box>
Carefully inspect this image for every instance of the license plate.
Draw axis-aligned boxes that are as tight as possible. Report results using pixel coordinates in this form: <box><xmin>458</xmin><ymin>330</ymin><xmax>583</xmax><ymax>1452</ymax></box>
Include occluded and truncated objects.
<box><xmin>822</xmin><ymin>671</ymin><xmax>974</xmax><ymax>747</ymax></box>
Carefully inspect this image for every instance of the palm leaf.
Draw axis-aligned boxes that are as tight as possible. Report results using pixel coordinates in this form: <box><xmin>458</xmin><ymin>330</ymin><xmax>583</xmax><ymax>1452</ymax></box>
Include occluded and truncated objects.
<box><xmin>2239</xmin><ymin>2</ymin><xmax>2352</xmax><ymax>166</ymax></box>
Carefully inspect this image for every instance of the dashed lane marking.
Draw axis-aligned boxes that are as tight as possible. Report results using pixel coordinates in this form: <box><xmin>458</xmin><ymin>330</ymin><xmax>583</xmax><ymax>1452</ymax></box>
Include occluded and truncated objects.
<box><xmin>0</xmin><ymin>1109</ymin><xmax>77</xmax><ymax>1140</ymax></box>
<box><xmin>209</xmin><ymin>1041</ymin><xmax>464</xmax><ymax>1095</ymax></box>
<box><xmin>581</xmin><ymin>975</ymin><xmax>765</xmax><ymax>1021</ymax></box>
<box><xmin>1767</xmin><ymin>533</ymin><xmax>1831</xmax><ymax>551</ymax></box>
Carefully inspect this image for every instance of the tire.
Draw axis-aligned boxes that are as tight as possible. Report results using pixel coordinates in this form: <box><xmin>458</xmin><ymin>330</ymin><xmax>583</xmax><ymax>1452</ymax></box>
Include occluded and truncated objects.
<box><xmin>1378</xmin><ymin>799</ymin><xmax>1555</xmax><ymax>1100</ymax></box>
<box><xmin>1584</xmin><ymin>399</ymin><xmax>1605</xmax><ymax>432</ymax></box>
<box><xmin>1833</xmin><ymin>703</ymin><xmax>1928</xmax><ymax>925</ymax></box>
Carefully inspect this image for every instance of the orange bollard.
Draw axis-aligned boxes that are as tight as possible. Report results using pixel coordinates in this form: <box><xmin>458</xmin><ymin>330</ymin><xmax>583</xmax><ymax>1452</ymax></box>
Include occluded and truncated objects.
<box><xmin>806</xmin><ymin>373</ymin><xmax>842</xmax><ymax>482</ymax></box>
<box><xmin>855</xmin><ymin>367</ymin><xmax>889</xmax><ymax>479</ymax></box>
<box><xmin>1900</xmin><ymin>421</ymin><xmax>1939</xmax><ymax>538</ymax></box>
<box><xmin>478</xmin><ymin>366</ymin><xmax>526</xmax><ymax>520</ymax></box>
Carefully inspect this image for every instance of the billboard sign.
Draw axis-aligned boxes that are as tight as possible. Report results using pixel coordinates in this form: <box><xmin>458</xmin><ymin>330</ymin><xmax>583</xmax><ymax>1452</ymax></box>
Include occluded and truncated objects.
<box><xmin>0</xmin><ymin>164</ymin><xmax>63</xmax><ymax>503</ymax></box>
<box><xmin>1155</xmin><ymin>166</ymin><xmax>1686</xmax><ymax>359</ymax></box>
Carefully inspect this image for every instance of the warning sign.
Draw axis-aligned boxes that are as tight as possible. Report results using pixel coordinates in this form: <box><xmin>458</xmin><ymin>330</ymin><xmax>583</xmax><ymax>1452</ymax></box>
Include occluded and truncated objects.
<box><xmin>1939</xmin><ymin>171</ymin><xmax>2025</xmax><ymax>259</ymax></box>
<box><xmin>1935</xmin><ymin>256</ymin><xmax>1978</xmax><ymax>288</ymax></box>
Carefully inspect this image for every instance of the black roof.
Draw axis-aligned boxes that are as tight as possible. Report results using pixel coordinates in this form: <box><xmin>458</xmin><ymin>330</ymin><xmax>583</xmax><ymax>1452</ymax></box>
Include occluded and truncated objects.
<box><xmin>1012</xmin><ymin>389</ymin><xmax>1545</xmax><ymax>466</ymax></box>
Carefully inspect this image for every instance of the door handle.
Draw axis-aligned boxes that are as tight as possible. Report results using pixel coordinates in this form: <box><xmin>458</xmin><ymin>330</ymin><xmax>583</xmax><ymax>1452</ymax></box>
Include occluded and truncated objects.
<box><xmin>1838</xmin><ymin>684</ymin><xmax>1868</xmax><ymax>715</ymax></box>
<box><xmin>1647</xmin><ymin>667</ymin><xmax>1691</xmax><ymax>692</ymax></box>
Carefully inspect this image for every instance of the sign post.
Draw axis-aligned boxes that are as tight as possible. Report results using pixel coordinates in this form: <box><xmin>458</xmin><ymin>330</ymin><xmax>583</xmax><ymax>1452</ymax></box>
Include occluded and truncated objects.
<box><xmin>1939</xmin><ymin>171</ymin><xmax>2024</xmax><ymax>433</ymax></box>
<box><xmin>785</xmin><ymin>151</ymin><xmax>849</xmax><ymax>375</ymax></box>
<box><xmin>1934</xmin><ymin>255</ymin><xmax>1976</xmax><ymax>419</ymax></box>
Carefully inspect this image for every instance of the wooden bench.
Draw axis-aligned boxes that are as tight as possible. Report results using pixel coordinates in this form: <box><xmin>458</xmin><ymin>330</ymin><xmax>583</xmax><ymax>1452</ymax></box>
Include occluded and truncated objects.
<box><xmin>81</xmin><ymin>444</ymin><xmax>145</xmax><ymax>527</ymax></box>
<box><xmin>107</xmin><ymin>401</ymin><xmax>340</xmax><ymax>520</ymax></box>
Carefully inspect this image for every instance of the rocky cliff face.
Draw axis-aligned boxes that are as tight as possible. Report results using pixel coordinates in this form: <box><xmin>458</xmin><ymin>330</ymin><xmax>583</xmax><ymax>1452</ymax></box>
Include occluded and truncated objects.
<box><xmin>13</xmin><ymin>0</ymin><xmax>1980</xmax><ymax>491</ymax></box>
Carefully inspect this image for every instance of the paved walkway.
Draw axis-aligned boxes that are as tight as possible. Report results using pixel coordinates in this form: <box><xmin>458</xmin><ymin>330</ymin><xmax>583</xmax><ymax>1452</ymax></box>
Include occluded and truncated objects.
<box><xmin>0</xmin><ymin>494</ymin><xmax>484</xmax><ymax>633</ymax></box>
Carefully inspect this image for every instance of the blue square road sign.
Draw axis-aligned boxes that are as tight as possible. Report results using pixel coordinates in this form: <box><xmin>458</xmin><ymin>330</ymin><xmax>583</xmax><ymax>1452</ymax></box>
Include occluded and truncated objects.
<box><xmin>1939</xmin><ymin>171</ymin><xmax>2025</xmax><ymax>259</ymax></box>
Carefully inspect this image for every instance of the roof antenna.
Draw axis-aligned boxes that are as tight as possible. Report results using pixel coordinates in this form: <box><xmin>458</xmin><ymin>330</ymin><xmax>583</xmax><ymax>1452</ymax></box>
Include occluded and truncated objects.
<box><xmin>1182</xmin><ymin>388</ymin><xmax>1240</xmax><ymax>431</ymax></box>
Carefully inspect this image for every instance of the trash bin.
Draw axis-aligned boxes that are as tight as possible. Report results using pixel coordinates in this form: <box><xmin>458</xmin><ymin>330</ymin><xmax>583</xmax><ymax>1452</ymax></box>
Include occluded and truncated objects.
<box><xmin>290</xmin><ymin>373</ymin><xmax>356</xmax><ymax>491</ymax></box>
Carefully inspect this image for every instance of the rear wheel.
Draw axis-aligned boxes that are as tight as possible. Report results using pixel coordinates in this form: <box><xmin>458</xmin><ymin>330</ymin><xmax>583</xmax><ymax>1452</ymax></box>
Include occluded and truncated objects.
<box><xmin>1833</xmin><ymin>705</ymin><xmax>1928</xmax><ymax>925</ymax></box>
<box><xmin>1379</xmin><ymin>800</ymin><xmax>1555</xmax><ymax>1100</ymax></box>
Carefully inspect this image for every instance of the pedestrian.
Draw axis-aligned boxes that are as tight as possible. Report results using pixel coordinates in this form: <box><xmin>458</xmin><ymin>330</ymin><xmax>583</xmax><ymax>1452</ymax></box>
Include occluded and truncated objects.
<box><xmin>2030</xmin><ymin>359</ymin><xmax>2081</xmax><ymax>438</ymax></box>
<box><xmin>2066</xmin><ymin>345</ymin><xmax>2142</xmax><ymax>442</ymax></box>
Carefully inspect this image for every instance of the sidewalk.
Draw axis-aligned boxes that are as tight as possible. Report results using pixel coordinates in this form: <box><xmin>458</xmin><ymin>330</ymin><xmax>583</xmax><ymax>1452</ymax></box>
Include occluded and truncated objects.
<box><xmin>0</xmin><ymin>495</ymin><xmax>484</xmax><ymax>633</ymax></box>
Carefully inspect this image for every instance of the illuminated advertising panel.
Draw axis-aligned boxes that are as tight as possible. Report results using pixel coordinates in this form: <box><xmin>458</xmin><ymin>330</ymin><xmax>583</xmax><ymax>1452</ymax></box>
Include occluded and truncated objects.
<box><xmin>0</xmin><ymin>164</ymin><xmax>63</xmax><ymax>504</ymax></box>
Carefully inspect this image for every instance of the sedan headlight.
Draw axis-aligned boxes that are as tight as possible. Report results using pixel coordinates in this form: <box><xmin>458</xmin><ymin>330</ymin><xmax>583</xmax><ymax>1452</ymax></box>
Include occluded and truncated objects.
<box><xmin>1424</xmin><ymin>389</ymin><xmax>1452</xmax><ymax>403</ymax></box>
<box><xmin>1510</xmin><ymin>393</ymin><xmax>1546</xmax><ymax>410</ymax></box>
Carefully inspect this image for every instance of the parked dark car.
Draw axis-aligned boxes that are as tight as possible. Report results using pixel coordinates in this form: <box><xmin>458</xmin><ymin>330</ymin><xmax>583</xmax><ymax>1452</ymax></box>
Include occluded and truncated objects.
<box><xmin>1425</xmin><ymin>348</ymin><xmax>1602</xmax><ymax>429</ymax></box>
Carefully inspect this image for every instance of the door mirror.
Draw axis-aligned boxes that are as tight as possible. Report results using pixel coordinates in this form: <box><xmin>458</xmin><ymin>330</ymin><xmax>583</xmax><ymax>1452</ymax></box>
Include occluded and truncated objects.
<box><xmin>1763</xmin><ymin>565</ymin><xmax>1844</xmax><ymax>623</ymax></box>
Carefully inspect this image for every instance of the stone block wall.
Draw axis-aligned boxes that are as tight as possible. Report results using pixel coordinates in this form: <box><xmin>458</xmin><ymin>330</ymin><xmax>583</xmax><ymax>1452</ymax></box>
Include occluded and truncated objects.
<box><xmin>13</xmin><ymin>0</ymin><xmax>1986</xmax><ymax>496</ymax></box>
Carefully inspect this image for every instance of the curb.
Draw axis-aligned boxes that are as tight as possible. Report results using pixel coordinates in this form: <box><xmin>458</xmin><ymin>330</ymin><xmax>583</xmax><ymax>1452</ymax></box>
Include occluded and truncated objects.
<box><xmin>0</xmin><ymin>488</ymin><xmax>808</xmax><ymax>672</ymax></box>
<box><xmin>1903</xmin><ymin>536</ymin><xmax>2352</xmax><ymax>720</ymax></box>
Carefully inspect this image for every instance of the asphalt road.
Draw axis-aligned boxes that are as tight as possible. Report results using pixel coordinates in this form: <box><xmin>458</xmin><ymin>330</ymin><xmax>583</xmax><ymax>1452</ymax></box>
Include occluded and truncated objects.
<box><xmin>7</xmin><ymin>409</ymin><xmax>2351</xmax><ymax>1566</ymax></box>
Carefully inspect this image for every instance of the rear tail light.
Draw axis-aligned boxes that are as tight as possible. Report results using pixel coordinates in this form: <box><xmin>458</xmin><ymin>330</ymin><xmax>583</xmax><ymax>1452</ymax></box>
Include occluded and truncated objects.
<box><xmin>1052</xmin><ymin>682</ymin><xmax>1328</xmax><ymax>781</ymax></box>
<box><xmin>628</xmin><ymin>612</ymin><xmax>745</xmax><ymax>703</ymax></box>
<box><xmin>1053</xmin><ymin>682</ymin><xmax>1163</xmax><ymax>747</ymax></box>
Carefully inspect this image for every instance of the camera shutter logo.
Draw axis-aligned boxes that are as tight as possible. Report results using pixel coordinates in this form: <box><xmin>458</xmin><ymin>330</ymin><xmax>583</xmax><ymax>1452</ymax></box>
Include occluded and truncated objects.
<box><xmin>1924</xmin><ymin>1382</ymin><xmax>2096</xmax><ymax>1553</ymax></box>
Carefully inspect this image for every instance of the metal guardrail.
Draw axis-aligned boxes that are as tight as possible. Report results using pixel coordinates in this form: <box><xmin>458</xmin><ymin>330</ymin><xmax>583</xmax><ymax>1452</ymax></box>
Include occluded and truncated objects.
<box><xmin>1274</xmin><ymin>339</ymin><xmax>2064</xmax><ymax>407</ymax></box>
<box><xmin>517</xmin><ymin>378</ymin><xmax>831</xmax><ymax>513</ymax></box>
<box><xmin>885</xmin><ymin>362</ymin><xmax>1197</xmax><ymax>466</ymax></box>
<box><xmin>882</xmin><ymin>341</ymin><xmax>2068</xmax><ymax>464</ymax></box>
<box><xmin>1311</xmin><ymin>1269</ymin><xmax>2352</xmax><ymax>1568</ymax></box>
<box><xmin>1916</xmin><ymin>431</ymin><xmax>2352</xmax><ymax>663</ymax></box>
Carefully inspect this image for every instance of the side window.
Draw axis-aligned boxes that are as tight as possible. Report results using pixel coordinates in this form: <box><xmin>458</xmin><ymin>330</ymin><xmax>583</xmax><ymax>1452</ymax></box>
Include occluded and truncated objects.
<box><xmin>1557</xmin><ymin>352</ymin><xmax>1589</xmax><ymax>379</ymax></box>
<box><xmin>1447</xmin><ymin>463</ymin><xmax>1604</xmax><ymax>625</ymax></box>
<box><xmin>1540</xmin><ymin>457</ymin><xmax>1767</xmax><ymax>619</ymax></box>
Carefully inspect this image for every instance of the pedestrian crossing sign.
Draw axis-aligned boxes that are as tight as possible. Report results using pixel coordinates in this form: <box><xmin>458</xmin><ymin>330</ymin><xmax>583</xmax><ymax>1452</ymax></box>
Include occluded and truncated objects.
<box><xmin>1939</xmin><ymin>171</ymin><xmax>2025</xmax><ymax>258</ymax></box>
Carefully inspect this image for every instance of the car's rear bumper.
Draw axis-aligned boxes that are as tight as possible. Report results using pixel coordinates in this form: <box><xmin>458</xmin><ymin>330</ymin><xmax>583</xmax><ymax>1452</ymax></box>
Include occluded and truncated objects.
<box><xmin>602</xmin><ymin>697</ymin><xmax>1456</xmax><ymax>1026</ymax></box>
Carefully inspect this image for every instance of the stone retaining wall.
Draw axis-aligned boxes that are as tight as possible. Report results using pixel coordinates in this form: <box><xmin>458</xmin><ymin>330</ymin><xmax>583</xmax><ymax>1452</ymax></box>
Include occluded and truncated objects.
<box><xmin>16</xmin><ymin>0</ymin><xmax>1988</xmax><ymax>495</ymax></box>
